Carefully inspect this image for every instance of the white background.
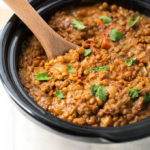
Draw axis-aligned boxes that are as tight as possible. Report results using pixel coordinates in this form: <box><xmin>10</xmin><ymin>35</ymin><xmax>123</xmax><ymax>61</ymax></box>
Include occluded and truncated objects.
<box><xmin>0</xmin><ymin>1</ymin><xmax>150</xmax><ymax>149</ymax></box>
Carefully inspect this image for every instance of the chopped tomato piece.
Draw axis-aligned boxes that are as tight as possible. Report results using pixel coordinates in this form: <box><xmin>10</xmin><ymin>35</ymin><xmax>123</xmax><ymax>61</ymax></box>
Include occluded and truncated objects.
<box><xmin>101</xmin><ymin>38</ymin><xmax>111</xmax><ymax>49</ymax></box>
<box><xmin>97</xmin><ymin>18</ymin><xmax>105</xmax><ymax>27</ymax></box>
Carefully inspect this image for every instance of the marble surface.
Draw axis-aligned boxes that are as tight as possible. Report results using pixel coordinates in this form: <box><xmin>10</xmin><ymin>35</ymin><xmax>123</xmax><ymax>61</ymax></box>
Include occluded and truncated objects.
<box><xmin>0</xmin><ymin>1</ymin><xmax>150</xmax><ymax>150</ymax></box>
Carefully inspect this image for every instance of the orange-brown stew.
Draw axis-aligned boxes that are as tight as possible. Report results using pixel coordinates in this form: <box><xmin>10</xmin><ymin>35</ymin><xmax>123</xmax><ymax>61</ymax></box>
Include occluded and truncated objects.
<box><xmin>18</xmin><ymin>2</ymin><xmax>150</xmax><ymax>127</ymax></box>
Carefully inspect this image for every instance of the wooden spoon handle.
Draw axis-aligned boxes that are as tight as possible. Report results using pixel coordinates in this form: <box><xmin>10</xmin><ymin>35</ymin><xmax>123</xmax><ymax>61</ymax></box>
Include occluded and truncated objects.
<box><xmin>3</xmin><ymin>0</ymin><xmax>76</xmax><ymax>59</ymax></box>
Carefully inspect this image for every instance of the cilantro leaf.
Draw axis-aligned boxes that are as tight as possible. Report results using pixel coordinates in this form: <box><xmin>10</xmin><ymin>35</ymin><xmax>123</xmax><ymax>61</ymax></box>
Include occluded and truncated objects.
<box><xmin>96</xmin><ymin>85</ymin><xmax>107</xmax><ymax>101</ymax></box>
<box><xmin>89</xmin><ymin>66</ymin><xmax>109</xmax><ymax>72</ymax></box>
<box><xmin>125</xmin><ymin>57</ymin><xmax>137</xmax><ymax>67</ymax></box>
<box><xmin>67</xmin><ymin>65</ymin><xmax>73</xmax><ymax>73</ymax></box>
<box><xmin>56</xmin><ymin>90</ymin><xmax>65</xmax><ymax>99</ymax></box>
<box><xmin>71</xmin><ymin>18</ymin><xmax>86</xmax><ymax>30</ymax></box>
<box><xmin>99</xmin><ymin>16</ymin><xmax>112</xmax><ymax>24</ymax></box>
<box><xmin>89</xmin><ymin>84</ymin><xmax>100</xmax><ymax>96</ymax></box>
<box><xmin>129</xmin><ymin>16</ymin><xmax>140</xmax><ymax>27</ymax></box>
<box><xmin>35</xmin><ymin>73</ymin><xmax>51</xmax><ymax>81</ymax></box>
<box><xmin>110</xmin><ymin>28</ymin><xmax>124</xmax><ymax>41</ymax></box>
<box><xmin>89</xmin><ymin>84</ymin><xmax>108</xmax><ymax>101</ymax></box>
<box><xmin>144</xmin><ymin>93</ymin><xmax>150</xmax><ymax>103</ymax></box>
<box><xmin>128</xmin><ymin>88</ymin><xmax>141</xmax><ymax>99</ymax></box>
<box><xmin>84</xmin><ymin>49</ymin><xmax>92</xmax><ymax>57</ymax></box>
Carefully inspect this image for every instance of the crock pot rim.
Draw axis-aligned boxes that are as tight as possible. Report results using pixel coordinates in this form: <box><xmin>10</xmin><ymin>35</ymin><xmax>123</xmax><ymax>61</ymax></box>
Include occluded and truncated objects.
<box><xmin>1</xmin><ymin>0</ymin><xmax>150</xmax><ymax>143</ymax></box>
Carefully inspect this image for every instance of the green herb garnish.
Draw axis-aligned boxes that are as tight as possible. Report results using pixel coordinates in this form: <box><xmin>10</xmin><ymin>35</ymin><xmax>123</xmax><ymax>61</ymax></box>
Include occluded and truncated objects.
<box><xmin>56</xmin><ymin>90</ymin><xmax>65</xmax><ymax>99</ymax></box>
<box><xmin>96</xmin><ymin>85</ymin><xmax>108</xmax><ymax>101</ymax></box>
<box><xmin>110</xmin><ymin>28</ymin><xmax>124</xmax><ymax>41</ymax></box>
<box><xmin>71</xmin><ymin>18</ymin><xmax>86</xmax><ymax>30</ymax></box>
<box><xmin>128</xmin><ymin>88</ymin><xmax>141</xmax><ymax>99</ymax></box>
<box><xmin>89</xmin><ymin>66</ymin><xmax>109</xmax><ymax>72</ymax></box>
<box><xmin>99</xmin><ymin>16</ymin><xmax>112</xmax><ymax>24</ymax></box>
<box><xmin>89</xmin><ymin>84</ymin><xmax>100</xmax><ymax>96</ymax></box>
<box><xmin>84</xmin><ymin>49</ymin><xmax>92</xmax><ymax>57</ymax></box>
<box><xmin>89</xmin><ymin>84</ymin><xmax>108</xmax><ymax>101</ymax></box>
<box><xmin>144</xmin><ymin>93</ymin><xmax>150</xmax><ymax>103</ymax></box>
<box><xmin>125</xmin><ymin>57</ymin><xmax>137</xmax><ymax>67</ymax></box>
<box><xmin>35</xmin><ymin>73</ymin><xmax>51</xmax><ymax>81</ymax></box>
<box><xmin>129</xmin><ymin>16</ymin><xmax>140</xmax><ymax>27</ymax></box>
<box><xmin>67</xmin><ymin>65</ymin><xmax>73</xmax><ymax>73</ymax></box>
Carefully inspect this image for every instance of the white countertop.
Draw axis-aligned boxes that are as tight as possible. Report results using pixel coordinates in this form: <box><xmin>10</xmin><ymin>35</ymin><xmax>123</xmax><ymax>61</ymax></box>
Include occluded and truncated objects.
<box><xmin>0</xmin><ymin>1</ymin><xmax>150</xmax><ymax>150</ymax></box>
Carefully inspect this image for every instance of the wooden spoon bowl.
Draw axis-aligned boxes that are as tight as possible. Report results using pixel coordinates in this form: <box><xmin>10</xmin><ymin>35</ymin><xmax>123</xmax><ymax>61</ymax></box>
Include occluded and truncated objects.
<box><xmin>3</xmin><ymin>0</ymin><xmax>77</xmax><ymax>59</ymax></box>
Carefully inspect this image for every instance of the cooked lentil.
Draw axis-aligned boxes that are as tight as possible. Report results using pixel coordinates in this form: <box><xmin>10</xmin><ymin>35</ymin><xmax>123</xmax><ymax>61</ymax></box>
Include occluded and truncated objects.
<box><xmin>18</xmin><ymin>2</ymin><xmax>150</xmax><ymax>127</ymax></box>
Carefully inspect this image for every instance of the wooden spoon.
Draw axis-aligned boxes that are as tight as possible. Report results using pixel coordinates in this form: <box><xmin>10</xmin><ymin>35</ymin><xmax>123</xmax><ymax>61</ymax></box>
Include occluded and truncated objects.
<box><xmin>3</xmin><ymin>0</ymin><xmax>77</xmax><ymax>59</ymax></box>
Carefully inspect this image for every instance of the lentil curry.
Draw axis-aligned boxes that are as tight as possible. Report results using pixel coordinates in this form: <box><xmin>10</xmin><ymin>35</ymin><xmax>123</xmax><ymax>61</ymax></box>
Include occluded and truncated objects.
<box><xmin>18</xmin><ymin>2</ymin><xmax>150</xmax><ymax>127</ymax></box>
